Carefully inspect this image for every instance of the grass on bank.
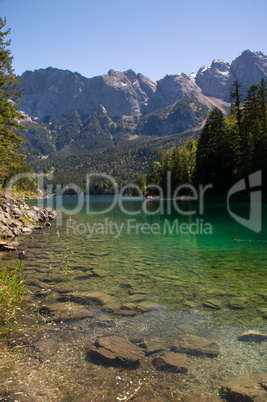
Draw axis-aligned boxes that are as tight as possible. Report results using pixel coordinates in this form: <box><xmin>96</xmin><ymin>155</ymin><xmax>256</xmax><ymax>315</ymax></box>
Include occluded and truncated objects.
<box><xmin>0</xmin><ymin>261</ymin><xmax>28</xmax><ymax>325</ymax></box>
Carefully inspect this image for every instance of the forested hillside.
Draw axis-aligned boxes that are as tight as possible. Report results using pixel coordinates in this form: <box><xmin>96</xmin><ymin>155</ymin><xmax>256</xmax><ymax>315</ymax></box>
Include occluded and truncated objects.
<box><xmin>30</xmin><ymin>128</ymin><xmax>198</xmax><ymax>194</ymax></box>
<box><xmin>17</xmin><ymin>98</ymin><xmax>206</xmax><ymax>191</ymax></box>
<box><xmin>146</xmin><ymin>79</ymin><xmax>267</xmax><ymax>196</ymax></box>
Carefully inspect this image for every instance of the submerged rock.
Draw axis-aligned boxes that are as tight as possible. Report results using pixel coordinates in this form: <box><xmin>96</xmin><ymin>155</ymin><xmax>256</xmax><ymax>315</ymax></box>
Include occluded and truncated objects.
<box><xmin>62</xmin><ymin>291</ymin><xmax>110</xmax><ymax>306</ymax></box>
<box><xmin>228</xmin><ymin>297</ymin><xmax>247</xmax><ymax>309</ymax></box>
<box><xmin>257</xmin><ymin>292</ymin><xmax>267</xmax><ymax>301</ymax></box>
<box><xmin>206</xmin><ymin>288</ymin><xmax>228</xmax><ymax>296</ymax></box>
<box><xmin>181</xmin><ymin>396</ymin><xmax>221</xmax><ymax>402</ymax></box>
<box><xmin>133</xmin><ymin>398</ymin><xmax>167</xmax><ymax>402</ymax></box>
<box><xmin>33</xmin><ymin>339</ymin><xmax>60</xmax><ymax>360</ymax></box>
<box><xmin>120</xmin><ymin>302</ymin><xmax>136</xmax><ymax>310</ymax></box>
<box><xmin>139</xmin><ymin>339</ymin><xmax>166</xmax><ymax>355</ymax></box>
<box><xmin>257</xmin><ymin>307</ymin><xmax>267</xmax><ymax>319</ymax></box>
<box><xmin>113</xmin><ymin>308</ymin><xmax>139</xmax><ymax>317</ymax></box>
<box><xmin>183</xmin><ymin>300</ymin><xmax>199</xmax><ymax>309</ymax></box>
<box><xmin>91</xmin><ymin>268</ymin><xmax>108</xmax><ymax>277</ymax></box>
<box><xmin>127</xmin><ymin>294</ymin><xmax>146</xmax><ymax>302</ymax></box>
<box><xmin>89</xmin><ymin>336</ymin><xmax>145</xmax><ymax>367</ymax></box>
<box><xmin>75</xmin><ymin>388</ymin><xmax>114</xmax><ymax>402</ymax></box>
<box><xmin>220</xmin><ymin>373</ymin><xmax>267</xmax><ymax>401</ymax></box>
<box><xmin>202</xmin><ymin>299</ymin><xmax>222</xmax><ymax>309</ymax></box>
<box><xmin>40</xmin><ymin>302</ymin><xmax>94</xmax><ymax>322</ymax></box>
<box><xmin>136</xmin><ymin>302</ymin><xmax>161</xmax><ymax>312</ymax></box>
<box><xmin>171</xmin><ymin>334</ymin><xmax>220</xmax><ymax>357</ymax></box>
<box><xmin>237</xmin><ymin>330</ymin><xmax>267</xmax><ymax>342</ymax></box>
<box><xmin>96</xmin><ymin>314</ymin><xmax>115</xmax><ymax>328</ymax></box>
<box><xmin>128</xmin><ymin>289</ymin><xmax>149</xmax><ymax>295</ymax></box>
<box><xmin>153</xmin><ymin>352</ymin><xmax>188</xmax><ymax>373</ymax></box>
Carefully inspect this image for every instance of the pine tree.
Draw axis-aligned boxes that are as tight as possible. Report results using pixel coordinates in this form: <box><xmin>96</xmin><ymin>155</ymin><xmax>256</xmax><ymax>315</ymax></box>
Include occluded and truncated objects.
<box><xmin>230</xmin><ymin>80</ymin><xmax>243</xmax><ymax>135</ymax></box>
<box><xmin>194</xmin><ymin>107</ymin><xmax>228</xmax><ymax>193</ymax></box>
<box><xmin>250</xmin><ymin>80</ymin><xmax>267</xmax><ymax>181</ymax></box>
<box><xmin>0</xmin><ymin>17</ymin><xmax>25</xmax><ymax>188</ymax></box>
<box><xmin>258</xmin><ymin>78</ymin><xmax>267</xmax><ymax>136</ymax></box>
<box><xmin>241</xmin><ymin>84</ymin><xmax>259</xmax><ymax>174</ymax></box>
<box><xmin>257</xmin><ymin>79</ymin><xmax>267</xmax><ymax>193</ymax></box>
<box><xmin>240</xmin><ymin>81</ymin><xmax>267</xmax><ymax>176</ymax></box>
<box><xmin>178</xmin><ymin>138</ymin><xmax>197</xmax><ymax>186</ymax></box>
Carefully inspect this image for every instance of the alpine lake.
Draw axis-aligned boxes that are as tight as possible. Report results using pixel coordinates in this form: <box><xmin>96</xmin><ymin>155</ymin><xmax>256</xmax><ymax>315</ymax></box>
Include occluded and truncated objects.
<box><xmin>0</xmin><ymin>196</ymin><xmax>266</xmax><ymax>401</ymax></box>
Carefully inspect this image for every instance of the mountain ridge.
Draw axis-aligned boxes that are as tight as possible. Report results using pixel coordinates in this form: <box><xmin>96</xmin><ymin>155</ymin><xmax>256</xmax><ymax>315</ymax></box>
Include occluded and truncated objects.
<box><xmin>18</xmin><ymin>50</ymin><xmax>267</xmax><ymax>123</ymax></box>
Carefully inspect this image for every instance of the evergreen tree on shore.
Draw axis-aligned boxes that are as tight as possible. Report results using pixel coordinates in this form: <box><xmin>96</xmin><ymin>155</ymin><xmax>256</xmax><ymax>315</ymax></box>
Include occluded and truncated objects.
<box><xmin>0</xmin><ymin>17</ymin><xmax>34</xmax><ymax>190</ymax></box>
<box><xmin>194</xmin><ymin>108</ymin><xmax>226</xmax><ymax>192</ymax></box>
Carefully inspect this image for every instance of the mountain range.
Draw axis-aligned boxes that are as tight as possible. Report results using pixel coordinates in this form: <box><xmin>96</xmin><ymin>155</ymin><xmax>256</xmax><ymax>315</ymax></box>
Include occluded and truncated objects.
<box><xmin>19</xmin><ymin>49</ymin><xmax>267</xmax><ymax>123</ymax></box>
<box><xmin>16</xmin><ymin>50</ymin><xmax>267</xmax><ymax>187</ymax></box>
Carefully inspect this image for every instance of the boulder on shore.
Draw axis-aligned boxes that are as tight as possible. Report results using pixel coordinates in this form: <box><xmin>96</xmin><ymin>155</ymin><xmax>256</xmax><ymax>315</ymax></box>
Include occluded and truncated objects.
<box><xmin>0</xmin><ymin>241</ymin><xmax>19</xmax><ymax>251</ymax></box>
<box><xmin>0</xmin><ymin>193</ymin><xmax>56</xmax><ymax>240</ymax></box>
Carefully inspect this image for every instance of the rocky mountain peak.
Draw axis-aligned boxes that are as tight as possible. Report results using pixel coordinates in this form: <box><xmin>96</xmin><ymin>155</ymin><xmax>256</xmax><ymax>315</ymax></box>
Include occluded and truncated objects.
<box><xmin>150</xmin><ymin>73</ymin><xmax>196</xmax><ymax>110</ymax></box>
<box><xmin>210</xmin><ymin>59</ymin><xmax>230</xmax><ymax>72</ymax></box>
<box><xmin>239</xmin><ymin>49</ymin><xmax>265</xmax><ymax>58</ymax></box>
<box><xmin>230</xmin><ymin>50</ymin><xmax>267</xmax><ymax>91</ymax></box>
<box><xmin>195</xmin><ymin>50</ymin><xmax>267</xmax><ymax>101</ymax></box>
<box><xmin>195</xmin><ymin>58</ymin><xmax>232</xmax><ymax>101</ymax></box>
<box><xmin>106</xmin><ymin>68</ymin><xmax>137</xmax><ymax>82</ymax></box>
<box><xmin>124</xmin><ymin>69</ymin><xmax>138</xmax><ymax>80</ymax></box>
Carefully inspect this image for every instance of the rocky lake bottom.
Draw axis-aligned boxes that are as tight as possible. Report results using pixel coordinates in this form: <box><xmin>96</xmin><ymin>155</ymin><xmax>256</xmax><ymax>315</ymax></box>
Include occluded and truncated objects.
<box><xmin>0</xmin><ymin>198</ymin><xmax>266</xmax><ymax>401</ymax></box>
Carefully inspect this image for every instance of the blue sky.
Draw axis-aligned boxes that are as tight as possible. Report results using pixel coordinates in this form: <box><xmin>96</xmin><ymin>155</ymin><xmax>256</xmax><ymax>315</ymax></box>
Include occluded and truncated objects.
<box><xmin>1</xmin><ymin>0</ymin><xmax>267</xmax><ymax>80</ymax></box>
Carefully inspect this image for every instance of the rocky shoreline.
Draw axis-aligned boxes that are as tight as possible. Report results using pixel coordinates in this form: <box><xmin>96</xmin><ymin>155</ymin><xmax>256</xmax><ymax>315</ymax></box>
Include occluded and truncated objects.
<box><xmin>0</xmin><ymin>192</ymin><xmax>56</xmax><ymax>251</ymax></box>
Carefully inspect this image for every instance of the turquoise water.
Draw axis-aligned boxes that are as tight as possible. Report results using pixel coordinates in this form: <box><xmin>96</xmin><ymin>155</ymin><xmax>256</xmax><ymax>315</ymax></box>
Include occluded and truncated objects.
<box><xmin>1</xmin><ymin>197</ymin><xmax>266</xmax><ymax>400</ymax></box>
<box><xmin>22</xmin><ymin>196</ymin><xmax>266</xmax><ymax>326</ymax></box>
